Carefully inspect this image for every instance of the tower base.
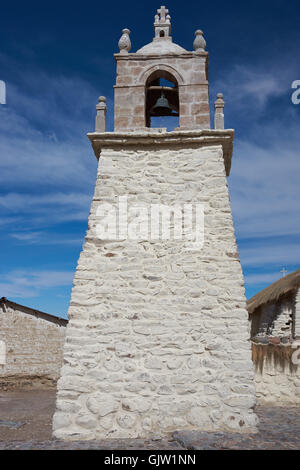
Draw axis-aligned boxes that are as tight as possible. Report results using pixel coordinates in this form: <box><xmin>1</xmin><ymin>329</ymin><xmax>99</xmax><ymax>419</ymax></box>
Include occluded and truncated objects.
<box><xmin>53</xmin><ymin>130</ymin><xmax>258</xmax><ymax>440</ymax></box>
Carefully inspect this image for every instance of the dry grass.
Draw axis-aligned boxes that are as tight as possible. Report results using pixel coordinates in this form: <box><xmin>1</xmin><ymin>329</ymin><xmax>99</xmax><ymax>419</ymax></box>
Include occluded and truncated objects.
<box><xmin>247</xmin><ymin>269</ymin><xmax>300</xmax><ymax>314</ymax></box>
<box><xmin>252</xmin><ymin>342</ymin><xmax>298</xmax><ymax>374</ymax></box>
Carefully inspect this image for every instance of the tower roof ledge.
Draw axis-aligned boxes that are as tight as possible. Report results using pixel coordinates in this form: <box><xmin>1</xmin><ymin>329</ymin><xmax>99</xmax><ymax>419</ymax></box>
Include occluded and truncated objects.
<box><xmin>87</xmin><ymin>129</ymin><xmax>234</xmax><ymax>176</ymax></box>
<box><xmin>114</xmin><ymin>50</ymin><xmax>208</xmax><ymax>61</ymax></box>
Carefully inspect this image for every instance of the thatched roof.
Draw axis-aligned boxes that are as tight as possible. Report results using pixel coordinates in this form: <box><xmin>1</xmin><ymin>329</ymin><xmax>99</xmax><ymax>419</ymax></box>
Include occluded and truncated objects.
<box><xmin>247</xmin><ymin>269</ymin><xmax>300</xmax><ymax>315</ymax></box>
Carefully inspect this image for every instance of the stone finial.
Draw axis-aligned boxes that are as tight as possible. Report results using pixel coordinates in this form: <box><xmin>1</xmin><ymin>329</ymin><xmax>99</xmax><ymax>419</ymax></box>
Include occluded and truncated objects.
<box><xmin>118</xmin><ymin>28</ymin><xmax>131</xmax><ymax>54</ymax></box>
<box><xmin>193</xmin><ymin>30</ymin><xmax>206</xmax><ymax>52</ymax></box>
<box><xmin>214</xmin><ymin>93</ymin><xmax>225</xmax><ymax>130</ymax></box>
<box><xmin>158</xmin><ymin>5</ymin><xmax>168</xmax><ymax>21</ymax></box>
<box><xmin>154</xmin><ymin>6</ymin><xmax>171</xmax><ymax>38</ymax></box>
<box><xmin>95</xmin><ymin>96</ymin><xmax>107</xmax><ymax>132</ymax></box>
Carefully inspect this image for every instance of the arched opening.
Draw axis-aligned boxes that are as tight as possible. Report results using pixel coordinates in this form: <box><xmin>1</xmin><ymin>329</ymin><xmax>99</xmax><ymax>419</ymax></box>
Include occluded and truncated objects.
<box><xmin>145</xmin><ymin>70</ymin><xmax>179</xmax><ymax>131</ymax></box>
<box><xmin>159</xmin><ymin>30</ymin><xmax>165</xmax><ymax>37</ymax></box>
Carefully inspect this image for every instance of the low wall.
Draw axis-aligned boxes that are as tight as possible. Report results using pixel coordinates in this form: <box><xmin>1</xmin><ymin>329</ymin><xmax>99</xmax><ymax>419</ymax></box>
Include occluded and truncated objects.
<box><xmin>0</xmin><ymin>301</ymin><xmax>67</xmax><ymax>389</ymax></box>
<box><xmin>252</xmin><ymin>343</ymin><xmax>300</xmax><ymax>405</ymax></box>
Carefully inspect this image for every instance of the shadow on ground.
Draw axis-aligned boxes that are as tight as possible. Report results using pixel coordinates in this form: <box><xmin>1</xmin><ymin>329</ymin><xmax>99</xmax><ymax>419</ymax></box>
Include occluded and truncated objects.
<box><xmin>0</xmin><ymin>389</ymin><xmax>299</xmax><ymax>449</ymax></box>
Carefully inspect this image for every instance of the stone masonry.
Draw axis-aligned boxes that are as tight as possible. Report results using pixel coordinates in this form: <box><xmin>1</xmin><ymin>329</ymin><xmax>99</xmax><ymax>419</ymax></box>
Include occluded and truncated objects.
<box><xmin>251</xmin><ymin>296</ymin><xmax>294</xmax><ymax>339</ymax></box>
<box><xmin>0</xmin><ymin>298</ymin><xmax>67</xmax><ymax>388</ymax></box>
<box><xmin>114</xmin><ymin>5</ymin><xmax>209</xmax><ymax>131</ymax></box>
<box><xmin>249</xmin><ymin>286</ymin><xmax>300</xmax><ymax>405</ymax></box>
<box><xmin>295</xmin><ymin>288</ymin><xmax>300</xmax><ymax>339</ymax></box>
<box><xmin>114</xmin><ymin>53</ymin><xmax>209</xmax><ymax>131</ymax></box>
<box><xmin>53</xmin><ymin>133</ymin><xmax>257</xmax><ymax>439</ymax></box>
<box><xmin>254</xmin><ymin>355</ymin><xmax>300</xmax><ymax>406</ymax></box>
<box><xmin>53</xmin><ymin>7</ymin><xmax>258</xmax><ymax>440</ymax></box>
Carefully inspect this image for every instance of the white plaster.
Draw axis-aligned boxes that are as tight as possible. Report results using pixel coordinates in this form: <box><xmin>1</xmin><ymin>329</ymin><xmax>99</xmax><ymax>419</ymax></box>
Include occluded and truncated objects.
<box><xmin>53</xmin><ymin>136</ymin><xmax>257</xmax><ymax>440</ymax></box>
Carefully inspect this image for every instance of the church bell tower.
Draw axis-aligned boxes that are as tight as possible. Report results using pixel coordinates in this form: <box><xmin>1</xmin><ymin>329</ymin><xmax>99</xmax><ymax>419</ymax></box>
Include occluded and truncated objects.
<box><xmin>113</xmin><ymin>5</ymin><xmax>210</xmax><ymax>131</ymax></box>
<box><xmin>53</xmin><ymin>6</ymin><xmax>257</xmax><ymax>440</ymax></box>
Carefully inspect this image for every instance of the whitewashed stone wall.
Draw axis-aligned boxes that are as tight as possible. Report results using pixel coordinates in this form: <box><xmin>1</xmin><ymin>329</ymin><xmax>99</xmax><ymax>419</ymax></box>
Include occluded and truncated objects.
<box><xmin>273</xmin><ymin>299</ymin><xmax>294</xmax><ymax>336</ymax></box>
<box><xmin>0</xmin><ymin>301</ymin><xmax>67</xmax><ymax>387</ymax></box>
<box><xmin>295</xmin><ymin>288</ymin><xmax>300</xmax><ymax>339</ymax></box>
<box><xmin>249</xmin><ymin>291</ymin><xmax>300</xmax><ymax>404</ymax></box>
<box><xmin>53</xmin><ymin>138</ymin><xmax>257</xmax><ymax>440</ymax></box>
<box><xmin>251</xmin><ymin>296</ymin><xmax>294</xmax><ymax>339</ymax></box>
<box><xmin>255</xmin><ymin>355</ymin><xmax>300</xmax><ymax>405</ymax></box>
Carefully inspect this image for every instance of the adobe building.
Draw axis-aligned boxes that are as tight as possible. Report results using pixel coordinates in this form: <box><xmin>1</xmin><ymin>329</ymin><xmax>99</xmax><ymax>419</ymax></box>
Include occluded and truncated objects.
<box><xmin>53</xmin><ymin>6</ymin><xmax>258</xmax><ymax>440</ymax></box>
<box><xmin>0</xmin><ymin>297</ymin><xmax>67</xmax><ymax>389</ymax></box>
<box><xmin>248</xmin><ymin>269</ymin><xmax>300</xmax><ymax>405</ymax></box>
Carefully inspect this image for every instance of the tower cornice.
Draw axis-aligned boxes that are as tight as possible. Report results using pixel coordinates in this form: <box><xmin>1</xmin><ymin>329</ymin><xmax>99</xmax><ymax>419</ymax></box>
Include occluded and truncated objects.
<box><xmin>114</xmin><ymin>51</ymin><xmax>208</xmax><ymax>61</ymax></box>
<box><xmin>87</xmin><ymin>129</ymin><xmax>234</xmax><ymax>176</ymax></box>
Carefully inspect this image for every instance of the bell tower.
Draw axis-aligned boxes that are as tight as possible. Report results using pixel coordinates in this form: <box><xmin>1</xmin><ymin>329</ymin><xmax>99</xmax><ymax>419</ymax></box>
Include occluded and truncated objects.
<box><xmin>114</xmin><ymin>6</ymin><xmax>209</xmax><ymax>131</ymax></box>
<box><xmin>53</xmin><ymin>6</ymin><xmax>258</xmax><ymax>440</ymax></box>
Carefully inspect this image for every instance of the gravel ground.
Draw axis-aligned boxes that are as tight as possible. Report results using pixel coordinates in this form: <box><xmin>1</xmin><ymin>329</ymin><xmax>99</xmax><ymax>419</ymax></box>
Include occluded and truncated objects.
<box><xmin>0</xmin><ymin>389</ymin><xmax>299</xmax><ymax>450</ymax></box>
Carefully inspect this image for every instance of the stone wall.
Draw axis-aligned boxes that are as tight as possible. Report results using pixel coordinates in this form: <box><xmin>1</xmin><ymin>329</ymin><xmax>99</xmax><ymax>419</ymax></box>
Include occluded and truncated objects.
<box><xmin>53</xmin><ymin>133</ymin><xmax>257</xmax><ymax>440</ymax></box>
<box><xmin>295</xmin><ymin>288</ymin><xmax>300</xmax><ymax>339</ymax></box>
<box><xmin>253</xmin><ymin>343</ymin><xmax>300</xmax><ymax>405</ymax></box>
<box><xmin>114</xmin><ymin>53</ymin><xmax>210</xmax><ymax>131</ymax></box>
<box><xmin>0</xmin><ymin>301</ymin><xmax>67</xmax><ymax>388</ymax></box>
<box><xmin>250</xmin><ymin>294</ymin><xmax>294</xmax><ymax>339</ymax></box>
<box><xmin>249</xmin><ymin>292</ymin><xmax>300</xmax><ymax>405</ymax></box>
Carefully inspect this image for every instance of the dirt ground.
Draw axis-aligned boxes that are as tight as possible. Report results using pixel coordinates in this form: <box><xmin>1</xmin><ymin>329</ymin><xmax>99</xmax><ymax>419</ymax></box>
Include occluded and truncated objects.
<box><xmin>0</xmin><ymin>389</ymin><xmax>55</xmax><ymax>441</ymax></box>
<box><xmin>0</xmin><ymin>389</ymin><xmax>300</xmax><ymax>449</ymax></box>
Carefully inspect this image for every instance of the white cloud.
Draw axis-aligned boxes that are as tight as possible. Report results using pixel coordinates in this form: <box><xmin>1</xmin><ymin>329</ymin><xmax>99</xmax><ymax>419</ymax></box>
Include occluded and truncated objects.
<box><xmin>0</xmin><ymin>283</ymin><xmax>38</xmax><ymax>299</ymax></box>
<box><xmin>11</xmin><ymin>231</ymin><xmax>42</xmax><ymax>241</ymax></box>
<box><xmin>211</xmin><ymin>58</ymin><xmax>300</xmax><ymax>277</ymax></box>
<box><xmin>0</xmin><ymin>216</ymin><xmax>24</xmax><ymax>227</ymax></box>
<box><xmin>0</xmin><ymin>191</ymin><xmax>92</xmax><ymax>233</ymax></box>
<box><xmin>228</xmin><ymin>124</ymin><xmax>300</xmax><ymax>277</ymax></box>
<box><xmin>226</xmin><ymin>66</ymin><xmax>285</xmax><ymax>107</ymax></box>
<box><xmin>229</xmin><ymin>128</ymin><xmax>300</xmax><ymax>240</ymax></box>
<box><xmin>10</xmin><ymin>231</ymin><xmax>83</xmax><ymax>245</ymax></box>
<box><xmin>0</xmin><ymin>135</ymin><xmax>96</xmax><ymax>190</ymax></box>
<box><xmin>239</xmin><ymin>239</ymin><xmax>300</xmax><ymax>268</ymax></box>
<box><xmin>212</xmin><ymin>54</ymin><xmax>298</xmax><ymax>113</ymax></box>
<box><xmin>0</xmin><ymin>63</ymin><xmax>104</xmax><ymax>236</ymax></box>
<box><xmin>0</xmin><ymin>51</ymin><xmax>299</xmax><ymax>298</ymax></box>
<box><xmin>0</xmin><ymin>61</ymin><xmax>112</xmax><ymax>194</ymax></box>
<box><xmin>0</xmin><ymin>269</ymin><xmax>74</xmax><ymax>299</ymax></box>
<box><xmin>0</xmin><ymin>192</ymin><xmax>91</xmax><ymax>211</ymax></box>
<box><xmin>244</xmin><ymin>271</ymin><xmax>283</xmax><ymax>286</ymax></box>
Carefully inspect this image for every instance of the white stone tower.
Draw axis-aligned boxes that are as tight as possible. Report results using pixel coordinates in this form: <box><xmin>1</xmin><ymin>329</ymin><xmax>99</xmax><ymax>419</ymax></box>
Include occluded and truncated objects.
<box><xmin>53</xmin><ymin>6</ymin><xmax>258</xmax><ymax>440</ymax></box>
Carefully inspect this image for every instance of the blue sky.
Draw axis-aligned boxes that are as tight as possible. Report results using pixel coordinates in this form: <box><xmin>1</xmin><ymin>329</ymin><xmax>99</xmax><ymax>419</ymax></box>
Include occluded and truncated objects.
<box><xmin>0</xmin><ymin>0</ymin><xmax>299</xmax><ymax>318</ymax></box>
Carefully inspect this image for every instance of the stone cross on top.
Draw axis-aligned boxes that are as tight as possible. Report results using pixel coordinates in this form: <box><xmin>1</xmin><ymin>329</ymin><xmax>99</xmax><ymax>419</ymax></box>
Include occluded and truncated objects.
<box><xmin>281</xmin><ymin>267</ymin><xmax>288</xmax><ymax>277</ymax></box>
<box><xmin>156</xmin><ymin>5</ymin><xmax>169</xmax><ymax>22</ymax></box>
<box><xmin>154</xmin><ymin>5</ymin><xmax>171</xmax><ymax>38</ymax></box>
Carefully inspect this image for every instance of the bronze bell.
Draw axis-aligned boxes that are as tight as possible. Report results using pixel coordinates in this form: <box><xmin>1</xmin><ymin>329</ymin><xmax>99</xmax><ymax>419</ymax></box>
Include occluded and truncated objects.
<box><xmin>152</xmin><ymin>92</ymin><xmax>173</xmax><ymax>116</ymax></box>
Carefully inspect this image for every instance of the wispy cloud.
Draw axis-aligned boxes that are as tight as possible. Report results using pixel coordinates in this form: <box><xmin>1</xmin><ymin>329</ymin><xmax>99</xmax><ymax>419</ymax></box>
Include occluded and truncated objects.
<box><xmin>0</xmin><ymin>191</ymin><xmax>92</xmax><ymax>234</ymax></box>
<box><xmin>0</xmin><ymin>56</ymin><xmax>107</xmax><ymax>193</ymax></box>
<box><xmin>10</xmin><ymin>231</ymin><xmax>42</xmax><ymax>241</ymax></box>
<box><xmin>244</xmin><ymin>271</ymin><xmax>284</xmax><ymax>286</ymax></box>
<box><xmin>0</xmin><ymin>192</ymin><xmax>91</xmax><ymax>211</ymax></box>
<box><xmin>229</xmin><ymin>124</ymin><xmax>300</xmax><ymax>283</ymax></box>
<box><xmin>220</xmin><ymin>65</ymin><xmax>285</xmax><ymax>108</ymax></box>
<box><xmin>10</xmin><ymin>231</ymin><xmax>83</xmax><ymax>246</ymax></box>
<box><xmin>0</xmin><ymin>58</ymin><xmax>102</xmax><ymax>239</ymax></box>
<box><xmin>229</xmin><ymin>129</ymin><xmax>300</xmax><ymax>240</ymax></box>
<box><xmin>212</xmin><ymin>51</ymin><xmax>298</xmax><ymax>114</ymax></box>
<box><xmin>0</xmin><ymin>45</ymin><xmax>299</xmax><ymax>310</ymax></box>
<box><xmin>210</xmin><ymin>56</ymin><xmax>300</xmax><ymax>283</ymax></box>
<box><xmin>239</xmin><ymin>239</ymin><xmax>300</xmax><ymax>268</ymax></box>
<box><xmin>0</xmin><ymin>269</ymin><xmax>74</xmax><ymax>299</ymax></box>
